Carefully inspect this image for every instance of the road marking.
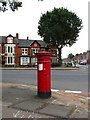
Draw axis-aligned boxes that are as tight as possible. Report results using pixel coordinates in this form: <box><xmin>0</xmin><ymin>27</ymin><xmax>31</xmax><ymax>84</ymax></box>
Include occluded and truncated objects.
<box><xmin>28</xmin><ymin>112</ymin><xmax>34</xmax><ymax>118</ymax></box>
<box><xmin>13</xmin><ymin>110</ymin><xmax>20</xmax><ymax>118</ymax></box>
<box><xmin>52</xmin><ymin>99</ymin><xmax>57</xmax><ymax>103</ymax></box>
<box><xmin>16</xmin><ymin>98</ymin><xmax>19</xmax><ymax>100</ymax></box>
<box><xmin>51</xmin><ymin>89</ymin><xmax>59</xmax><ymax>92</ymax></box>
<box><xmin>20</xmin><ymin>84</ymin><xmax>37</xmax><ymax>88</ymax></box>
<box><xmin>21</xmin><ymin>115</ymin><xmax>24</xmax><ymax>118</ymax></box>
<box><xmin>65</xmin><ymin>90</ymin><xmax>82</xmax><ymax>94</ymax></box>
<box><xmin>28</xmin><ymin>115</ymin><xmax>32</xmax><ymax>118</ymax></box>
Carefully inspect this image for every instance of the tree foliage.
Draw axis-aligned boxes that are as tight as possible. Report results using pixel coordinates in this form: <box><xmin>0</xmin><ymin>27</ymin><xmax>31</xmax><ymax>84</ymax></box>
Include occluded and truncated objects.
<box><xmin>0</xmin><ymin>0</ymin><xmax>22</xmax><ymax>12</ymax></box>
<box><xmin>68</xmin><ymin>53</ymin><xmax>74</xmax><ymax>59</ymax></box>
<box><xmin>38</xmin><ymin>7</ymin><xmax>83</xmax><ymax>65</ymax></box>
<box><xmin>0</xmin><ymin>0</ymin><xmax>44</xmax><ymax>12</ymax></box>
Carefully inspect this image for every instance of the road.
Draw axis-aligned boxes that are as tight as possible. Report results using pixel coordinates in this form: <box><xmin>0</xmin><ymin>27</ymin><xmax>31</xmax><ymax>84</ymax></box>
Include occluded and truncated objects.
<box><xmin>2</xmin><ymin>69</ymin><xmax>88</xmax><ymax>92</ymax></box>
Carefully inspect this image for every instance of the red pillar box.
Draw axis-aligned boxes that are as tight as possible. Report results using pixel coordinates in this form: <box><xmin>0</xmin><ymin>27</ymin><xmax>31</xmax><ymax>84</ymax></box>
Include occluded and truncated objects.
<box><xmin>35</xmin><ymin>52</ymin><xmax>52</xmax><ymax>98</ymax></box>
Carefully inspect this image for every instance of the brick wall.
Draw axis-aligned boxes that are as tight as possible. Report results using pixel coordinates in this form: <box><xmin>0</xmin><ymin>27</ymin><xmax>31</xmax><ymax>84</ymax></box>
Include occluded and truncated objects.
<box><xmin>0</xmin><ymin>44</ymin><xmax>2</xmax><ymax>62</ymax></box>
<box><xmin>15</xmin><ymin>44</ymin><xmax>21</xmax><ymax>65</ymax></box>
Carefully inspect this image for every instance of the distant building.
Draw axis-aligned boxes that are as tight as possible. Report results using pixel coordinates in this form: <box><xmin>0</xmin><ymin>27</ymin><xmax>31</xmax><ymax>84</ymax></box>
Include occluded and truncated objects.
<box><xmin>62</xmin><ymin>50</ymin><xmax>90</xmax><ymax>65</ymax></box>
<box><xmin>0</xmin><ymin>33</ymin><xmax>58</xmax><ymax>66</ymax></box>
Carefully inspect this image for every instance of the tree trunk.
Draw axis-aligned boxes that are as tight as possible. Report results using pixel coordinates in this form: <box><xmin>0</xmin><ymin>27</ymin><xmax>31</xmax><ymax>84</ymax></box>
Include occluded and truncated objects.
<box><xmin>58</xmin><ymin>48</ymin><xmax>62</xmax><ymax>66</ymax></box>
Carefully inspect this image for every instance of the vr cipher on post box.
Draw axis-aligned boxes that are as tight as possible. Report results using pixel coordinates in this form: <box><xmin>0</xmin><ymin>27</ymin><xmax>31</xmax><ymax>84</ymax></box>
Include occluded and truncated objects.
<box><xmin>35</xmin><ymin>52</ymin><xmax>52</xmax><ymax>98</ymax></box>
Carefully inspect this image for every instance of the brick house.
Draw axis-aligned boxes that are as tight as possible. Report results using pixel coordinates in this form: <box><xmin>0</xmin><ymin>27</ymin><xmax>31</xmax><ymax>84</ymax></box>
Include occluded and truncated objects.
<box><xmin>0</xmin><ymin>33</ymin><xmax>58</xmax><ymax>66</ymax></box>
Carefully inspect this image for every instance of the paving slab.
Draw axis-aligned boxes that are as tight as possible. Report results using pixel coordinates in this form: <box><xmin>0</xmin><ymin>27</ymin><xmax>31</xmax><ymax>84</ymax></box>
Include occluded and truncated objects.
<box><xmin>38</xmin><ymin>104</ymin><xmax>75</xmax><ymax>118</ymax></box>
<box><xmin>2</xmin><ymin>104</ymin><xmax>53</xmax><ymax>118</ymax></box>
<box><xmin>69</xmin><ymin>107</ymin><xmax>88</xmax><ymax>118</ymax></box>
<box><xmin>2</xmin><ymin>86</ymin><xmax>36</xmax><ymax>103</ymax></box>
<box><xmin>10</xmin><ymin>100</ymin><xmax>46</xmax><ymax>112</ymax></box>
<box><xmin>2</xmin><ymin>85</ymin><xmax>55</xmax><ymax>104</ymax></box>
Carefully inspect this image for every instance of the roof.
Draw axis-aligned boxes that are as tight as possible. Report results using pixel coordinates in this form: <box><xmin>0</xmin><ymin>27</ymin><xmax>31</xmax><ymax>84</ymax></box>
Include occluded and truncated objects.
<box><xmin>18</xmin><ymin>39</ymin><xmax>47</xmax><ymax>48</ymax></box>
<box><xmin>18</xmin><ymin>39</ymin><xmax>31</xmax><ymax>47</ymax></box>
<box><xmin>0</xmin><ymin>36</ymin><xmax>6</xmax><ymax>43</ymax></box>
<box><xmin>38</xmin><ymin>40</ymin><xmax>47</xmax><ymax>48</ymax></box>
<box><xmin>0</xmin><ymin>35</ymin><xmax>47</xmax><ymax>48</ymax></box>
<box><xmin>0</xmin><ymin>36</ymin><xmax>18</xmax><ymax>44</ymax></box>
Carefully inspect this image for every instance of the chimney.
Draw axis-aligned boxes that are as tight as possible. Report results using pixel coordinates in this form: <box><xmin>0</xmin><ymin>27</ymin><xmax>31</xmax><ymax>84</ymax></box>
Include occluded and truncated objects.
<box><xmin>27</xmin><ymin>36</ymin><xmax>29</xmax><ymax>40</ymax></box>
<box><xmin>16</xmin><ymin>33</ymin><xmax>19</xmax><ymax>39</ymax></box>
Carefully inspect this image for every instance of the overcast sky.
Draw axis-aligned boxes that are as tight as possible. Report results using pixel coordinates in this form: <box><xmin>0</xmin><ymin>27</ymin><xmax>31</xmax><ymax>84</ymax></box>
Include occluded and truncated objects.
<box><xmin>0</xmin><ymin>0</ymin><xmax>89</xmax><ymax>58</ymax></box>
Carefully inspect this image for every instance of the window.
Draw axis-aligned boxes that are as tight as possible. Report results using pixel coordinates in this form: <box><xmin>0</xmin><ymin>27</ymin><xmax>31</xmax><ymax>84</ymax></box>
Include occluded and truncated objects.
<box><xmin>6</xmin><ymin>57</ymin><xmax>14</xmax><ymax>64</ymax></box>
<box><xmin>5</xmin><ymin>46</ymin><xmax>15</xmax><ymax>53</ymax></box>
<box><xmin>8</xmin><ymin>57</ymin><xmax>12</xmax><ymax>64</ymax></box>
<box><xmin>31</xmin><ymin>57</ymin><xmax>37</xmax><ymax>65</ymax></box>
<box><xmin>21</xmin><ymin>57</ymin><xmax>29</xmax><ymax>65</ymax></box>
<box><xmin>8</xmin><ymin>46</ymin><xmax>10</xmax><ymax>53</ymax></box>
<box><xmin>34</xmin><ymin>43</ymin><xmax>37</xmax><ymax>47</ymax></box>
<box><xmin>22</xmin><ymin>58</ymin><xmax>28</xmax><ymax>64</ymax></box>
<box><xmin>32</xmin><ymin>48</ymin><xmax>39</xmax><ymax>55</ymax></box>
<box><xmin>22</xmin><ymin>48</ymin><xmax>28</xmax><ymax>55</ymax></box>
<box><xmin>7</xmin><ymin>37</ymin><xmax>13</xmax><ymax>43</ymax></box>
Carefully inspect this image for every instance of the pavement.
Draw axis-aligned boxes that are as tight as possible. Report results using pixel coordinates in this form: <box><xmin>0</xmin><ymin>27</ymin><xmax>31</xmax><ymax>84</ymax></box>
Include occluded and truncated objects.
<box><xmin>0</xmin><ymin>64</ymin><xmax>88</xmax><ymax>71</ymax></box>
<box><xmin>0</xmin><ymin>66</ymin><xmax>89</xmax><ymax>119</ymax></box>
<box><xmin>0</xmin><ymin>83</ymin><xmax>89</xmax><ymax>119</ymax></box>
<box><xmin>0</xmin><ymin>66</ymin><xmax>87</xmax><ymax>71</ymax></box>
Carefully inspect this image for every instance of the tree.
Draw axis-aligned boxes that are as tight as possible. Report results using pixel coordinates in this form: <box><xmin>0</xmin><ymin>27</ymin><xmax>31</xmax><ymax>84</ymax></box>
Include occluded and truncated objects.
<box><xmin>38</xmin><ymin>7</ymin><xmax>83</xmax><ymax>65</ymax></box>
<box><xmin>0</xmin><ymin>0</ymin><xmax>22</xmax><ymax>12</ymax></box>
<box><xmin>68</xmin><ymin>53</ymin><xmax>74</xmax><ymax>59</ymax></box>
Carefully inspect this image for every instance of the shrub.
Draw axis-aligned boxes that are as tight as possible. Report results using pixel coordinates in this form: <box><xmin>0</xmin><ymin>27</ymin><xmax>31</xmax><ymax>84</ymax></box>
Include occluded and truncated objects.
<box><xmin>65</xmin><ymin>63</ymin><xmax>72</xmax><ymax>67</ymax></box>
<box><xmin>0</xmin><ymin>60</ymin><xmax>5</xmax><ymax>65</ymax></box>
<box><xmin>51</xmin><ymin>62</ymin><xmax>61</xmax><ymax>67</ymax></box>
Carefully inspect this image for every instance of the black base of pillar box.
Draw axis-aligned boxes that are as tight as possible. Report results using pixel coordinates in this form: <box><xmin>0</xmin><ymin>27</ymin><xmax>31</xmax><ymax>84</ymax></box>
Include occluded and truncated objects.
<box><xmin>38</xmin><ymin>91</ymin><xmax>51</xmax><ymax>98</ymax></box>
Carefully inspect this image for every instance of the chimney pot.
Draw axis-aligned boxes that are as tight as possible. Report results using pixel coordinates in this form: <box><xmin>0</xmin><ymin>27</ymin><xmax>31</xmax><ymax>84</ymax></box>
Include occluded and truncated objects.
<box><xmin>27</xmin><ymin>36</ymin><xmax>29</xmax><ymax>40</ymax></box>
<box><xmin>16</xmin><ymin>33</ymin><xmax>19</xmax><ymax>39</ymax></box>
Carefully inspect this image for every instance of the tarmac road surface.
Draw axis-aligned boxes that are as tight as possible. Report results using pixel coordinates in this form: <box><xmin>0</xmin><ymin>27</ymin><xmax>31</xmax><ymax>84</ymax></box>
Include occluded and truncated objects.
<box><xmin>2</xmin><ymin>69</ymin><xmax>88</xmax><ymax>92</ymax></box>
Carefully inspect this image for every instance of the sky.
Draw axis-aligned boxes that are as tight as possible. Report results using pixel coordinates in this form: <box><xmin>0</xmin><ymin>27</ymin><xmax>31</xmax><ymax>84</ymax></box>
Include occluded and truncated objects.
<box><xmin>0</xmin><ymin>0</ymin><xmax>89</xmax><ymax>58</ymax></box>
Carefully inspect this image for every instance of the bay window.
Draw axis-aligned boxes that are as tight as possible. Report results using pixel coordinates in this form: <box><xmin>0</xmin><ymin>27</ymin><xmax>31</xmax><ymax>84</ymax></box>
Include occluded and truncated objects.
<box><xmin>6</xmin><ymin>56</ymin><xmax>14</xmax><ymax>64</ymax></box>
<box><xmin>5</xmin><ymin>46</ymin><xmax>15</xmax><ymax>53</ymax></box>
<box><xmin>21</xmin><ymin>57</ymin><xmax>29</xmax><ymax>65</ymax></box>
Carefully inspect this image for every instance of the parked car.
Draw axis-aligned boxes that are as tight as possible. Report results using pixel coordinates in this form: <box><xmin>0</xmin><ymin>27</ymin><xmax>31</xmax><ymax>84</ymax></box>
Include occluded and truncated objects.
<box><xmin>79</xmin><ymin>62</ymin><xmax>87</xmax><ymax>65</ymax></box>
